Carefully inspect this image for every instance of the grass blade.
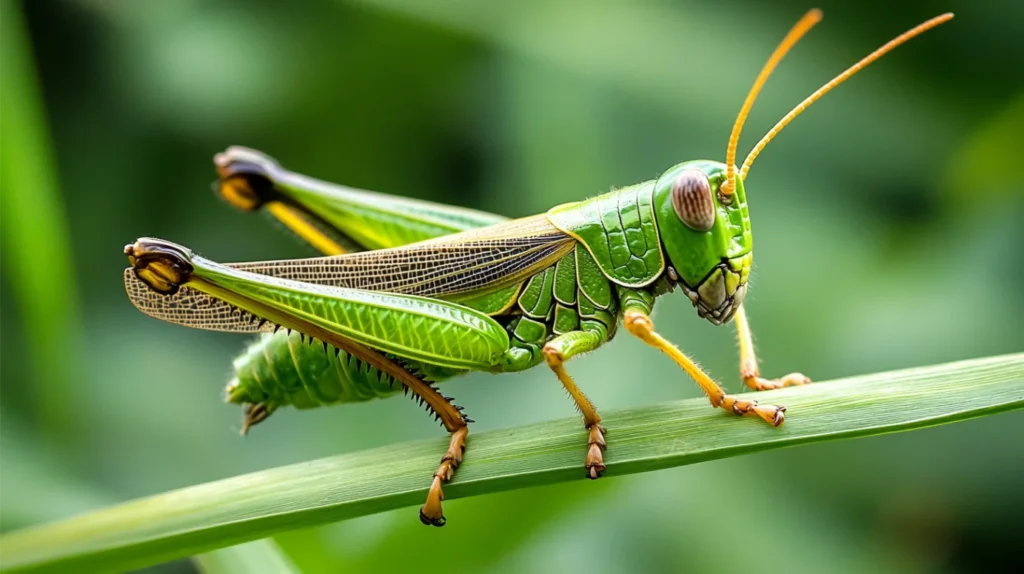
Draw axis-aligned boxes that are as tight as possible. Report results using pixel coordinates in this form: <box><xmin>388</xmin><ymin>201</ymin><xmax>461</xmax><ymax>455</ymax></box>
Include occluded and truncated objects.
<box><xmin>1</xmin><ymin>353</ymin><xmax>1021</xmax><ymax>573</ymax></box>
<box><xmin>0</xmin><ymin>0</ymin><xmax>83</xmax><ymax>441</ymax></box>
<box><xmin>193</xmin><ymin>539</ymin><xmax>299</xmax><ymax>574</ymax></box>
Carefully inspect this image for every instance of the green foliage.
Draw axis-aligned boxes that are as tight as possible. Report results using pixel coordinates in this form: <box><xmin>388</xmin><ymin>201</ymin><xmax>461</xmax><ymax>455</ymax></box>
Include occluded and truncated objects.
<box><xmin>1</xmin><ymin>1</ymin><xmax>1021</xmax><ymax>573</ymax></box>
<box><xmin>0</xmin><ymin>0</ymin><xmax>83</xmax><ymax>442</ymax></box>
<box><xmin>193</xmin><ymin>540</ymin><xmax>299</xmax><ymax>574</ymax></box>
<box><xmin>2</xmin><ymin>354</ymin><xmax>1022</xmax><ymax>573</ymax></box>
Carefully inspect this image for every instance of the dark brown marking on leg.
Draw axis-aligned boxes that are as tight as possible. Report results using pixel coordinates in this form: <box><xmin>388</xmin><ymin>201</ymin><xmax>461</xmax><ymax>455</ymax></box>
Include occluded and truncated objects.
<box><xmin>585</xmin><ymin>423</ymin><xmax>607</xmax><ymax>479</ymax></box>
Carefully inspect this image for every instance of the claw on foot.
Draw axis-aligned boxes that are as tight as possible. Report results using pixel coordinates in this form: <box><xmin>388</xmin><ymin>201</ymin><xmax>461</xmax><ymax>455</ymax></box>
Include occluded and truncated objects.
<box><xmin>585</xmin><ymin>424</ymin><xmax>607</xmax><ymax>479</ymax></box>
<box><xmin>721</xmin><ymin>395</ymin><xmax>787</xmax><ymax>426</ymax></box>
<box><xmin>419</xmin><ymin>475</ymin><xmax>447</xmax><ymax>527</ymax></box>
<box><xmin>419</xmin><ymin>511</ymin><xmax>446</xmax><ymax>527</ymax></box>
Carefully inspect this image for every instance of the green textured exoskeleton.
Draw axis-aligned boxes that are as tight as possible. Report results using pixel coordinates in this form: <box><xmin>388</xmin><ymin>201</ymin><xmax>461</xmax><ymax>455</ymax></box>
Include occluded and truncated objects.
<box><xmin>212</xmin><ymin>151</ymin><xmax>755</xmax><ymax>431</ymax></box>
<box><xmin>212</xmin><ymin>146</ymin><xmax>510</xmax><ymax>431</ymax></box>
<box><xmin>123</xmin><ymin>12</ymin><xmax>953</xmax><ymax>526</ymax></box>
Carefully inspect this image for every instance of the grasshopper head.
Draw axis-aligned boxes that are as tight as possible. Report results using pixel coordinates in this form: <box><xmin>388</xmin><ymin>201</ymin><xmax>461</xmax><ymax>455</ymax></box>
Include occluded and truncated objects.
<box><xmin>649</xmin><ymin>11</ymin><xmax>953</xmax><ymax>324</ymax></box>
<box><xmin>652</xmin><ymin>160</ymin><xmax>751</xmax><ymax>325</ymax></box>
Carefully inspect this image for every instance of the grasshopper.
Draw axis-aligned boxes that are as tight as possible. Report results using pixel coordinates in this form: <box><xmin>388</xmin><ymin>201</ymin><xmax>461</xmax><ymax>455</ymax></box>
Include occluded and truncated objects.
<box><xmin>123</xmin><ymin>11</ymin><xmax>953</xmax><ymax>526</ymax></box>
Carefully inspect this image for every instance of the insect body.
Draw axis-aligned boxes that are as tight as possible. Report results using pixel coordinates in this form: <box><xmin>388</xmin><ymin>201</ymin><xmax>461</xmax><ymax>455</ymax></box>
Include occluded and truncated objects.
<box><xmin>124</xmin><ymin>11</ymin><xmax>953</xmax><ymax>526</ymax></box>
<box><xmin>216</xmin><ymin>152</ymin><xmax>756</xmax><ymax>426</ymax></box>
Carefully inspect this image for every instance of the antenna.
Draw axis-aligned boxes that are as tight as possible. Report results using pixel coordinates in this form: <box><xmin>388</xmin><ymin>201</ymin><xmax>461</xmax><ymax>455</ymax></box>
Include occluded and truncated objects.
<box><xmin>739</xmin><ymin>13</ymin><xmax>954</xmax><ymax>182</ymax></box>
<box><xmin>722</xmin><ymin>9</ymin><xmax>823</xmax><ymax>196</ymax></box>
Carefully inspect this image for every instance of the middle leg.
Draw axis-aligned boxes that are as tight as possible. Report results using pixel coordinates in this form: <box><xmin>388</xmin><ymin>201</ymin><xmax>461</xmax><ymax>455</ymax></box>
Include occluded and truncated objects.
<box><xmin>542</xmin><ymin>329</ymin><xmax>608</xmax><ymax>479</ymax></box>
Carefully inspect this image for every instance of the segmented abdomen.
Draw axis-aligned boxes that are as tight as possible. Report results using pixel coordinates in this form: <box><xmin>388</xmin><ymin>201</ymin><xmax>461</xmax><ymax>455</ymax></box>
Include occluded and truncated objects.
<box><xmin>230</xmin><ymin>332</ymin><xmax>464</xmax><ymax>409</ymax></box>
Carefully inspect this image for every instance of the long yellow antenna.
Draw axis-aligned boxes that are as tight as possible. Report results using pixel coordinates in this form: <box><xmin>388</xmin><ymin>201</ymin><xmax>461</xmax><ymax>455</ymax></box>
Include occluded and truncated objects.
<box><xmin>722</xmin><ymin>9</ymin><xmax>823</xmax><ymax>196</ymax></box>
<box><xmin>740</xmin><ymin>12</ymin><xmax>954</xmax><ymax>182</ymax></box>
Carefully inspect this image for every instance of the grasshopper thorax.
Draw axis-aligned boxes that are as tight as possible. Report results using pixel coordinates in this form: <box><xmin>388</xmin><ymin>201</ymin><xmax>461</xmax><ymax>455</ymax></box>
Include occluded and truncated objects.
<box><xmin>652</xmin><ymin>160</ymin><xmax>752</xmax><ymax>325</ymax></box>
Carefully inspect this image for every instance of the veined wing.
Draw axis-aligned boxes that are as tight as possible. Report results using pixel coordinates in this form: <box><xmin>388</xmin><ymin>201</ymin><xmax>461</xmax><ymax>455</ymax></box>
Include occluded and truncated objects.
<box><xmin>234</xmin><ymin>214</ymin><xmax>573</xmax><ymax>296</ymax></box>
<box><xmin>125</xmin><ymin>214</ymin><xmax>576</xmax><ymax>333</ymax></box>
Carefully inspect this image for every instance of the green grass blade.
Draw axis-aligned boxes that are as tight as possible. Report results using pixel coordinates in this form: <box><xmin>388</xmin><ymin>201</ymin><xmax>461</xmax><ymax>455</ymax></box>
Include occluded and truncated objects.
<box><xmin>0</xmin><ymin>0</ymin><xmax>83</xmax><ymax>441</ymax></box>
<box><xmin>193</xmin><ymin>539</ymin><xmax>299</xmax><ymax>574</ymax></box>
<box><xmin>0</xmin><ymin>410</ymin><xmax>291</xmax><ymax>573</ymax></box>
<box><xmin>2</xmin><ymin>354</ymin><xmax>1022</xmax><ymax>573</ymax></box>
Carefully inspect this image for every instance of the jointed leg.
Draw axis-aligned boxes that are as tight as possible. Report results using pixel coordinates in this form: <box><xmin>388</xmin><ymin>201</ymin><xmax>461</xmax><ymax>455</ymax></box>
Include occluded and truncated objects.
<box><xmin>734</xmin><ymin>305</ymin><xmax>810</xmax><ymax>391</ymax></box>
<box><xmin>542</xmin><ymin>330</ymin><xmax>607</xmax><ymax>479</ymax></box>
<box><xmin>420</xmin><ymin>426</ymin><xmax>468</xmax><ymax>527</ymax></box>
<box><xmin>623</xmin><ymin>308</ymin><xmax>787</xmax><ymax>426</ymax></box>
<box><xmin>344</xmin><ymin>348</ymin><xmax>469</xmax><ymax>528</ymax></box>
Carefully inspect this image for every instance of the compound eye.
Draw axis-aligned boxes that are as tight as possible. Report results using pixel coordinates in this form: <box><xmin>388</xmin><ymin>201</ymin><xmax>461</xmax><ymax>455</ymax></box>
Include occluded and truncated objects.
<box><xmin>670</xmin><ymin>169</ymin><xmax>715</xmax><ymax>232</ymax></box>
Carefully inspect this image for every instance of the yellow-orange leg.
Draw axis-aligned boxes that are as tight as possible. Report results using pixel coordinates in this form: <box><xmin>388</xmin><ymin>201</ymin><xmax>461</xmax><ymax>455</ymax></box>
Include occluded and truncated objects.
<box><xmin>734</xmin><ymin>305</ymin><xmax>811</xmax><ymax>391</ymax></box>
<box><xmin>543</xmin><ymin>330</ymin><xmax>607</xmax><ymax>479</ymax></box>
<box><xmin>420</xmin><ymin>426</ymin><xmax>469</xmax><ymax>527</ymax></box>
<box><xmin>623</xmin><ymin>308</ymin><xmax>786</xmax><ymax>426</ymax></box>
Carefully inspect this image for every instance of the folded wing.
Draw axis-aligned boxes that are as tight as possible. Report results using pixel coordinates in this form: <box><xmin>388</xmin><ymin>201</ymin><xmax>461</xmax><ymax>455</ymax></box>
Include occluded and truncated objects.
<box><xmin>125</xmin><ymin>214</ymin><xmax>575</xmax><ymax>334</ymax></box>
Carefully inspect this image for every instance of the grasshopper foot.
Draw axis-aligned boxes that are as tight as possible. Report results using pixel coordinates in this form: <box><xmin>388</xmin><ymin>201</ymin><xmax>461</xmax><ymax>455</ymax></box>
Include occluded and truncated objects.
<box><xmin>419</xmin><ymin>476</ymin><xmax>447</xmax><ymax>527</ymax></box>
<box><xmin>745</xmin><ymin>372</ymin><xmax>810</xmax><ymax>391</ymax></box>
<box><xmin>585</xmin><ymin>424</ymin><xmax>607</xmax><ymax>479</ymax></box>
<box><xmin>418</xmin><ymin>426</ymin><xmax>468</xmax><ymax>527</ymax></box>
<box><xmin>717</xmin><ymin>395</ymin><xmax>787</xmax><ymax>426</ymax></box>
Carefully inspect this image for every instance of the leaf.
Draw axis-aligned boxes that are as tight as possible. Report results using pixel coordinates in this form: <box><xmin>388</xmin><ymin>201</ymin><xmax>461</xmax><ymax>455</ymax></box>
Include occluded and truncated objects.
<box><xmin>193</xmin><ymin>539</ymin><xmax>299</xmax><ymax>574</ymax></box>
<box><xmin>0</xmin><ymin>0</ymin><xmax>84</xmax><ymax>441</ymax></box>
<box><xmin>0</xmin><ymin>412</ymin><xmax>280</xmax><ymax>574</ymax></box>
<box><xmin>1</xmin><ymin>354</ymin><xmax>1022</xmax><ymax>574</ymax></box>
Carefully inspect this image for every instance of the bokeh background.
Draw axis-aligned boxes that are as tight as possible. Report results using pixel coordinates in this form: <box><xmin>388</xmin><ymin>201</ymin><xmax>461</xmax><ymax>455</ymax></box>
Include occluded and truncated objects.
<box><xmin>2</xmin><ymin>0</ymin><xmax>1022</xmax><ymax>572</ymax></box>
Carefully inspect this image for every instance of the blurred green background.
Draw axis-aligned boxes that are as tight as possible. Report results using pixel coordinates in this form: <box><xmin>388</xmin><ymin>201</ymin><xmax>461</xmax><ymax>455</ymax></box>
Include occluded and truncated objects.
<box><xmin>2</xmin><ymin>0</ymin><xmax>1022</xmax><ymax>572</ymax></box>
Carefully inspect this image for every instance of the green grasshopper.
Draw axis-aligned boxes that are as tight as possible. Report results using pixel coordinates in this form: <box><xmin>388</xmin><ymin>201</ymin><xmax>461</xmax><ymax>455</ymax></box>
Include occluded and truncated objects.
<box><xmin>123</xmin><ymin>11</ymin><xmax>952</xmax><ymax>526</ymax></box>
